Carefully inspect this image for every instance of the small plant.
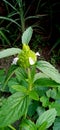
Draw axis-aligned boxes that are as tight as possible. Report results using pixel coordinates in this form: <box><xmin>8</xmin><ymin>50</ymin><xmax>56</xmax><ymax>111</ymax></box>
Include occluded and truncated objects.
<box><xmin>0</xmin><ymin>27</ymin><xmax>60</xmax><ymax>129</ymax></box>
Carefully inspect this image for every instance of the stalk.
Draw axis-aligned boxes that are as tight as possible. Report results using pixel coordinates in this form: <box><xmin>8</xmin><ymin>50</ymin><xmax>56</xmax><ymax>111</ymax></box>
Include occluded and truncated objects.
<box><xmin>28</xmin><ymin>68</ymin><xmax>32</xmax><ymax>91</ymax></box>
<box><xmin>8</xmin><ymin>125</ymin><xmax>16</xmax><ymax>130</ymax></box>
<box><xmin>19</xmin><ymin>0</ymin><xmax>25</xmax><ymax>33</ymax></box>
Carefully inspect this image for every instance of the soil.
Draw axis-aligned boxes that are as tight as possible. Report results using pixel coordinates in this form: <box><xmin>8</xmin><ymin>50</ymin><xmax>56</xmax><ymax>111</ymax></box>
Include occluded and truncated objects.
<box><xmin>0</xmin><ymin>56</ymin><xmax>14</xmax><ymax>71</ymax></box>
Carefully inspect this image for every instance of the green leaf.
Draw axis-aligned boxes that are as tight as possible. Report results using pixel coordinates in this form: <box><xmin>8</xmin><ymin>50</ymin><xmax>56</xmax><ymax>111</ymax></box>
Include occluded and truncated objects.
<box><xmin>56</xmin><ymin>90</ymin><xmax>60</xmax><ymax>99</ymax></box>
<box><xmin>31</xmin><ymin>65</ymin><xmax>36</xmax><ymax>81</ymax></box>
<box><xmin>15</xmin><ymin>67</ymin><xmax>27</xmax><ymax>82</ymax></box>
<box><xmin>11</xmin><ymin>85</ymin><xmax>27</xmax><ymax>92</ymax></box>
<box><xmin>0</xmin><ymin>69</ymin><xmax>5</xmax><ymax>75</ymax></box>
<box><xmin>15</xmin><ymin>67</ymin><xmax>28</xmax><ymax>88</ymax></box>
<box><xmin>0</xmin><ymin>92</ymin><xmax>29</xmax><ymax>127</ymax></box>
<box><xmin>8</xmin><ymin>125</ymin><xmax>16</xmax><ymax>130</ymax></box>
<box><xmin>38</xmin><ymin>122</ymin><xmax>47</xmax><ymax>130</ymax></box>
<box><xmin>34</xmin><ymin>78</ymin><xmax>60</xmax><ymax>88</ymax></box>
<box><xmin>0</xmin><ymin>127</ymin><xmax>11</xmax><ymax>130</ymax></box>
<box><xmin>0</xmin><ymin>125</ymin><xmax>16</xmax><ymax>130</ymax></box>
<box><xmin>2</xmin><ymin>0</ymin><xmax>17</xmax><ymax>11</ymax></box>
<box><xmin>6</xmin><ymin>65</ymin><xmax>18</xmax><ymax>80</ymax></box>
<box><xmin>0</xmin><ymin>17</ymin><xmax>20</xmax><ymax>27</ymax></box>
<box><xmin>46</xmin><ymin>89</ymin><xmax>57</xmax><ymax>99</ymax></box>
<box><xmin>2</xmin><ymin>65</ymin><xmax>18</xmax><ymax>91</ymax></box>
<box><xmin>49</xmin><ymin>101</ymin><xmax>60</xmax><ymax>116</ymax></box>
<box><xmin>0</xmin><ymin>30</ymin><xmax>10</xmax><ymax>45</ymax></box>
<box><xmin>29</xmin><ymin>90</ymin><xmax>39</xmax><ymax>101</ymax></box>
<box><xmin>36</xmin><ymin>106</ymin><xmax>45</xmax><ymax>116</ymax></box>
<box><xmin>34</xmin><ymin>72</ymin><xmax>60</xmax><ymax>88</ymax></box>
<box><xmin>20</xmin><ymin>119</ymin><xmax>37</xmax><ymax>130</ymax></box>
<box><xmin>16</xmin><ymin>0</ymin><xmax>22</xmax><ymax>7</ymax></box>
<box><xmin>36</xmin><ymin>109</ymin><xmax>57</xmax><ymax>129</ymax></box>
<box><xmin>22</xmin><ymin>27</ymin><xmax>33</xmax><ymax>44</ymax></box>
<box><xmin>28</xmin><ymin>101</ymin><xmax>39</xmax><ymax>117</ymax></box>
<box><xmin>40</xmin><ymin>96</ymin><xmax>49</xmax><ymax>107</ymax></box>
<box><xmin>53</xmin><ymin>117</ymin><xmax>60</xmax><ymax>130</ymax></box>
<box><xmin>34</xmin><ymin>72</ymin><xmax>48</xmax><ymax>82</ymax></box>
<box><xmin>8</xmin><ymin>78</ymin><xmax>19</xmax><ymax>93</ymax></box>
<box><xmin>34</xmin><ymin>86</ymin><xmax>48</xmax><ymax>97</ymax></box>
<box><xmin>0</xmin><ymin>69</ymin><xmax>5</xmax><ymax>84</ymax></box>
<box><xmin>0</xmin><ymin>48</ymin><xmax>21</xmax><ymax>59</ymax></box>
<box><xmin>36</xmin><ymin>60</ymin><xmax>60</xmax><ymax>84</ymax></box>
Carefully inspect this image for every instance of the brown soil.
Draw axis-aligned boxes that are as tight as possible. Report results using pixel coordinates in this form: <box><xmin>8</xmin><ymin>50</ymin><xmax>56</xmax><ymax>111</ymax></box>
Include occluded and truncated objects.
<box><xmin>0</xmin><ymin>56</ymin><xmax>14</xmax><ymax>71</ymax></box>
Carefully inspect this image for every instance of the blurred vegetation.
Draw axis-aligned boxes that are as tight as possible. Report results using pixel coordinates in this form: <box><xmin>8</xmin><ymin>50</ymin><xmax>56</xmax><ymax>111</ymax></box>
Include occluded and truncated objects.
<box><xmin>0</xmin><ymin>0</ymin><xmax>60</xmax><ymax>64</ymax></box>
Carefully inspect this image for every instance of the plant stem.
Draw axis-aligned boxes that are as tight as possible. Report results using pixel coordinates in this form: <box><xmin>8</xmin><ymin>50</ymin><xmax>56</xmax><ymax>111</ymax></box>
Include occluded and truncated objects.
<box><xmin>19</xmin><ymin>0</ymin><xmax>25</xmax><ymax>33</ymax></box>
<box><xmin>28</xmin><ymin>68</ymin><xmax>32</xmax><ymax>91</ymax></box>
<box><xmin>2</xmin><ymin>68</ymin><xmax>18</xmax><ymax>91</ymax></box>
<box><xmin>8</xmin><ymin>125</ymin><xmax>16</xmax><ymax>130</ymax></box>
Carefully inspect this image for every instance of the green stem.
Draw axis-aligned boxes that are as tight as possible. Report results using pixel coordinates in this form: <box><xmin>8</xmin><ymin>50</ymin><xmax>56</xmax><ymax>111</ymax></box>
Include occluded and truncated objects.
<box><xmin>19</xmin><ymin>0</ymin><xmax>25</xmax><ymax>33</ymax></box>
<box><xmin>28</xmin><ymin>68</ymin><xmax>32</xmax><ymax>91</ymax></box>
<box><xmin>8</xmin><ymin>125</ymin><xmax>16</xmax><ymax>130</ymax></box>
<box><xmin>2</xmin><ymin>68</ymin><xmax>18</xmax><ymax>91</ymax></box>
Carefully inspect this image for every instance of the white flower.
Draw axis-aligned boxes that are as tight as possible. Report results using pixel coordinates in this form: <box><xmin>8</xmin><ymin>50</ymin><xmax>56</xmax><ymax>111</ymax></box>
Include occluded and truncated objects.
<box><xmin>36</xmin><ymin>52</ymin><xmax>40</xmax><ymax>56</ymax></box>
<box><xmin>29</xmin><ymin>57</ymin><xmax>35</xmax><ymax>65</ymax></box>
<box><xmin>12</xmin><ymin>57</ymin><xmax>19</xmax><ymax>65</ymax></box>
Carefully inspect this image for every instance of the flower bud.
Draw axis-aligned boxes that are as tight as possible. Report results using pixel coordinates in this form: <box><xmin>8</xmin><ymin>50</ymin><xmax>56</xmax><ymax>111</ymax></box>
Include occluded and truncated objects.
<box><xmin>17</xmin><ymin>44</ymin><xmax>37</xmax><ymax>68</ymax></box>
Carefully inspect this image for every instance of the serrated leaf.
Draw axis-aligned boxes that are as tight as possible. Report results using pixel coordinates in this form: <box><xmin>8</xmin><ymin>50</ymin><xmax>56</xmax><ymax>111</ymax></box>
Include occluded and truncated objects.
<box><xmin>22</xmin><ymin>27</ymin><xmax>33</xmax><ymax>44</ymax></box>
<box><xmin>29</xmin><ymin>90</ymin><xmax>39</xmax><ymax>101</ymax></box>
<box><xmin>20</xmin><ymin>119</ymin><xmax>37</xmax><ymax>130</ymax></box>
<box><xmin>36</xmin><ymin>60</ymin><xmax>60</xmax><ymax>84</ymax></box>
<box><xmin>0</xmin><ymin>92</ymin><xmax>29</xmax><ymax>127</ymax></box>
<box><xmin>0</xmin><ymin>48</ymin><xmax>21</xmax><ymax>59</ymax></box>
<box><xmin>36</xmin><ymin>109</ymin><xmax>57</xmax><ymax>129</ymax></box>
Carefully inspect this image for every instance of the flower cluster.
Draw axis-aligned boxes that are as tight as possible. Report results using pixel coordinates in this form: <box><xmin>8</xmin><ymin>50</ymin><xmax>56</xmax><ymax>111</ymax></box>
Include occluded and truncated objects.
<box><xmin>12</xmin><ymin>44</ymin><xmax>40</xmax><ymax>68</ymax></box>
